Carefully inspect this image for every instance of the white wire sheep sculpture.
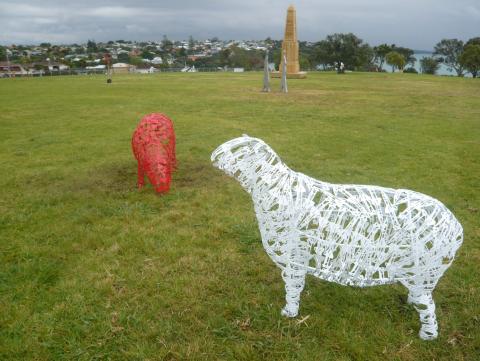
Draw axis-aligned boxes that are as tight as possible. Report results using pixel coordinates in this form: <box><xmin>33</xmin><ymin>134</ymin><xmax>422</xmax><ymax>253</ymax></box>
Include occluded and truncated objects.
<box><xmin>211</xmin><ymin>135</ymin><xmax>463</xmax><ymax>340</ymax></box>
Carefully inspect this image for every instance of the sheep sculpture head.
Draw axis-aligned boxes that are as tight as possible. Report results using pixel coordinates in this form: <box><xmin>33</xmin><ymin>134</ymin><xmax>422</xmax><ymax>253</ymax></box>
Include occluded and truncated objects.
<box><xmin>211</xmin><ymin>135</ymin><xmax>463</xmax><ymax>341</ymax></box>
<box><xmin>211</xmin><ymin>134</ymin><xmax>280</xmax><ymax>194</ymax></box>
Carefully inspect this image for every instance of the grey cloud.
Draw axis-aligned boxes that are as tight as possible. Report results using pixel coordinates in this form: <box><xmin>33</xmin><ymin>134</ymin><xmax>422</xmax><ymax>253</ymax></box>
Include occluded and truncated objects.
<box><xmin>0</xmin><ymin>0</ymin><xmax>478</xmax><ymax>48</ymax></box>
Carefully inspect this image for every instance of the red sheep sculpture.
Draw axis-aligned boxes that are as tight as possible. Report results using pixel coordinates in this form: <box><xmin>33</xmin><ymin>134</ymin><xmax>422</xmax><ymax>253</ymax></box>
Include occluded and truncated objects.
<box><xmin>132</xmin><ymin>113</ymin><xmax>176</xmax><ymax>193</ymax></box>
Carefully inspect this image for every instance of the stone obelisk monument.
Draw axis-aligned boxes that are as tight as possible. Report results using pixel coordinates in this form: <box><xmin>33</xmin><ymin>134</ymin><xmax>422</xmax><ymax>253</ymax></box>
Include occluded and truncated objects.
<box><xmin>272</xmin><ymin>5</ymin><xmax>306</xmax><ymax>79</ymax></box>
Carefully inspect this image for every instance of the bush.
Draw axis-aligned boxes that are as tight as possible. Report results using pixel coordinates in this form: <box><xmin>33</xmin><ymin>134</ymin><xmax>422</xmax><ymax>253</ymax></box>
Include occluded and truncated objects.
<box><xmin>420</xmin><ymin>57</ymin><xmax>440</xmax><ymax>75</ymax></box>
<box><xmin>403</xmin><ymin>67</ymin><xmax>418</xmax><ymax>74</ymax></box>
<box><xmin>386</xmin><ymin>51</ymin><xmax>406</xmax><ymax>72</ymax></box>
<box><xmin>459</xmin><ymin>44</ymin><xmax>480</xmax><ymax>78</ymax></box>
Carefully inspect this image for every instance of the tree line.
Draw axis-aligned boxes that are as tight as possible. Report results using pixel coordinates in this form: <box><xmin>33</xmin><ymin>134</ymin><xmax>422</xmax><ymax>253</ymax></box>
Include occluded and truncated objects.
<box><xmin>1</xmin><ymin>34</ymin><xmax>479</xmax><ymax>77</ymax></box>
<box><xmin>189</xmin><ymin>34</ymin><xmax>480</xmax><ymax>77</ymax></box>
<box><xmin>307</xmin><ymin>34</ymin><xmax>479</xmax><ymax>77</ymax></box>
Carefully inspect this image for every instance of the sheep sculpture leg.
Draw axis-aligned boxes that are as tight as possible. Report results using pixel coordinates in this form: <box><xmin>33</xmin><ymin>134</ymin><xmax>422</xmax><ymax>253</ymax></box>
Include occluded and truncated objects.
<box><xmin>403</xmin><ymin>277</ymin><xmax>440</xmax><ymax>340</ymax></box>
<box><xmin>409</xmin><ymin>292</ymin><xmax>438</xmax><ymax>340</ymax></box>
<box><xmin>281</xmin><ymin>262</ymin><xmax>307</xmax><ymax>317</ymax></box>
<box><xmin>137</xmin><ymin>163</ymin><xmax>145</xmax><ymax>188</ymax></box>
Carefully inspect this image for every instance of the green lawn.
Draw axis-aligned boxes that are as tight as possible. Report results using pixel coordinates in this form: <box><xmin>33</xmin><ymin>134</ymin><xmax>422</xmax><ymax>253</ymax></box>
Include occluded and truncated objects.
<box><xmin>0</xmin><ymin>72</ymin><xmax>479</xmax><ymax>360</ymax></box>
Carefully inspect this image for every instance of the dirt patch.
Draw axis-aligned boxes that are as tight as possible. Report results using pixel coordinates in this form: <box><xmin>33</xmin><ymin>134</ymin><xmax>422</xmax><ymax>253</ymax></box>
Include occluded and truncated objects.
<box><xmin>174</xmin><ymin>161</ymin><xmax>218</xmax><ymax>187</ymax></box>
<box><xmin>67</xmin><ymin>161</ymin><xmax>138</xmax><ymax>194</ymax></box>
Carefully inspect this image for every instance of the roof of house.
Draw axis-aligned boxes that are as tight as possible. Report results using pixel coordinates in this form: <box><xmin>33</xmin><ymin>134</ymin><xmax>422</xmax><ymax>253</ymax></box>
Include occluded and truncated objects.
<box><xmin>0</xmin><ymin>62</ymin><xmax>26</xmax><ymax>69</ymax></box>
<box><xmin>112</xmin><ymin>63</ymin><xmax>131</xmax><ymax>67</ymax></box>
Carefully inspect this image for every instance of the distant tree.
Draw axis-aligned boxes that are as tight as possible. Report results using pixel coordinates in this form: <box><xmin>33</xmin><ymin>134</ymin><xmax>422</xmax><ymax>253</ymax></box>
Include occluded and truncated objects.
<box><xmin>141</xmin><ymin>50</ymin><xmax>154</xmax><ymax>60</ymax></box>
<box><xmin>434</xmin><ymin>39</ymin><xmax>464</xmax><ymax>76</ymax></box>
<box><xmin>129</xmin><ymin>56</ymin><xmax>143</xmax><ymax>66</ymax></box>
<box><xmin>403</xmin><ymin>67</ymin><xmax>418</xmax><ymax>74</ymax></box>
<box><xmin>33</xmin><ymin>63</ymin><xmax>46</xmax><ymax>71</ymax></box>
<box><xmin>117</xmin><ymin>53</ymin><xmax>130</xmax><ymax>63</ymax></box>
<box><xmin>162</xmin><ymin>35</ymin><xmax>173</xmax><ymax>52</ymax></box>
<box><xmin>420</xmin><ymin>57</ymin><xmax>440</xmax><ymax>74</ymax></box>
<box><xmin>459</xmin><ymin>44</ymin><xmax>480</xmax><ymax>78</ymax></box>
<box><xmin>299</xmin><ymin>41</ymin><xmax>316</xmax><ymax>67</ymax></box>
<box><xmin>465</xmin><ymin>37</ymin><xmax>480</xmax><ymax>47</ymax></box>
<box><xmin>188</xmin><ymin>35</ymin><xmax>195</xmax><ymax>54</ymax></box>
<box><xmin>177</xmin><ymin>47</ymin><xmax>187</xmax><ymax>58</ymax></box>
<box><xmin>247</xmin><ymin>50</ymin><xmax>264</xmax><ymax>70</ymax></box>
<box><xmin>87</xmin><ymin>40</ymin><xmax>98</xmax><ymax>53</ymax></box>
<box><xmin>386</xmin><ymin>51</ymin><xmax>406</xmax><ymax>72</ymax></box>
<box><xmin>40</xmin><ymin>42</ymin><xmax>51</xmax><ymax>48</ymax></box>
<box><xmin>271</xmin><ymin>48</ymin><xmax>282</xmax><ymax>69</ymax></box>
<box><xmin>228</xmin><ymin>46</ymin><xmax>248</xmax><ymax>68</ymax></box>
<box><xmin>73</xmin><ymin>59</ymin><xmax>87</xmax><ymax>68</ymax></box>
<box><xmin>313</xmin><ymin>33</ymin><xmax>373</xmax><ymax>70</ymax></box>
<box><xmin>212</xmin><ymin>46</ymin><xmax>264</xmax><ymax>70</ymax></box>
<box><xmin>73</xmin><ymin>46</ymin><xmax>84</xmax><ymax>54</ymax></box>
<box><xmin>392</xmin><ymin>46</ymin><xmax>416</xmax><ymax>66</ymax></box>
<box><xmin>299</xmin><ymin>53</ymin><xmax>311</xmax><ymax>71</ymax></box>
<box><xmin>373</xmin><ymin>43</ymin><xmax>392</xmax><ymax>69</ymax></box>
<box><xmin>0</xmin><ymin>46</ymin><xmax>5</xmax><ymax>60</ymax></box>
<box><xmin>219</xmin><ymin>48</ymin><xmax>232</xmax><ymax>67</ymax></box>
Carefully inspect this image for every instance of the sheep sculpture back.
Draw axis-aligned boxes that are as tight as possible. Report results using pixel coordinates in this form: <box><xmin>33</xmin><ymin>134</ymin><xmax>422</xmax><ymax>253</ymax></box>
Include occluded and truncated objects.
<box><xmin>132</xmin><ymin>113</ymin><xmax>176</xmax><ymax>193</ymax></box>
<box><xmin>211</xmin><ymin>135</ymin><xmax>463</xmax><ymax>340</ymax></box>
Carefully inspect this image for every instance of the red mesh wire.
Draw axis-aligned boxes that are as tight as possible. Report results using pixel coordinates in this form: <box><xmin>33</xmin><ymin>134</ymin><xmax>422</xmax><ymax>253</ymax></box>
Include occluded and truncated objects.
<box><xmin>132</xmin><ymin>113</ymin><xmax>176</xmax><ymax>193</ymax></box>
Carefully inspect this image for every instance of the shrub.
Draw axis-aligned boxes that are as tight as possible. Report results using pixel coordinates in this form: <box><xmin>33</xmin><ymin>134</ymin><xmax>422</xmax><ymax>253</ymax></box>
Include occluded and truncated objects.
<box><xmin>459</xmin><ymin>44</ymin><xmax>480</xmax><ymax>78</ymax></box>
<box><xmin>386</xmin><ymin>51</ymin><xmax>406</xmax><ymax>72</ymax></box>
<box><xmin>403</xmin><ymin>67</ymin><xmax>418</xmax><ymax>74</ymax></box>
<box><xmin>420</xmin><ymin>57</ymin><xmax>440</xmax><ymax>75</ymax></box>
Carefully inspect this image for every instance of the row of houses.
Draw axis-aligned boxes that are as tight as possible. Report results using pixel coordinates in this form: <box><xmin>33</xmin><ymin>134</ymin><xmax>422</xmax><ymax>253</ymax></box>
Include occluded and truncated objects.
<box><xmin>0</xmin><ymin>62</ymin><xmax>137</xmax><ymax>77</ymax></box>
<box><xmin>0</xmin><ymin>61</ymin><xmax>68</xmax><ymax>76</ymax></box>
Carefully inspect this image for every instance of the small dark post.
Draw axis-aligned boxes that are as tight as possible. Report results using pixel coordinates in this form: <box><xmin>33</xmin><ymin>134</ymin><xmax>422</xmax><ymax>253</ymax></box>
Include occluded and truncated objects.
<box><xmin>104</xmin><ymin>53</ymin><xmax>112</xmax><ymax>83</ymax></box>
<box><xmin>280</xmin><ymin>51</ymin><xmax>288</xmax><ymax>93</ymax></box>
<box><xmin>262</xmin><ymin>51</ymin><xmax>271</xmax><ymax>92</ymax></box>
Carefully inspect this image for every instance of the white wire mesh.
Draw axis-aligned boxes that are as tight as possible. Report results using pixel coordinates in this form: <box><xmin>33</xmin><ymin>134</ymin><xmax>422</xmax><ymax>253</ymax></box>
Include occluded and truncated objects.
<box><xmin>211</xmin><ymin>135</ymin><xmax>463</xmax><ymax>340</ymax></box>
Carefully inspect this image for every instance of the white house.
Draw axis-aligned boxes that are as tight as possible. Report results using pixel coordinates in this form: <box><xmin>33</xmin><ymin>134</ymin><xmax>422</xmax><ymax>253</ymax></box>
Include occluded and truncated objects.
<box><xmin>151</xmin><ymin>57</ymin><xmax>163</xmax><ymax>65</ymax></box>
<box><xmin>112</xmin><ymin>63</ymin><xmax>135</xmax><ymax>73</ymax></box>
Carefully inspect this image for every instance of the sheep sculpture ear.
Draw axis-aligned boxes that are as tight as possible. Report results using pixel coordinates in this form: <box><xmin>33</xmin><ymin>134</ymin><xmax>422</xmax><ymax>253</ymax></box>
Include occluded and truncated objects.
<box><xmin>242</xmin><ymin>133</ymin><xmax>250</xmax><ymax>138</ymax></box>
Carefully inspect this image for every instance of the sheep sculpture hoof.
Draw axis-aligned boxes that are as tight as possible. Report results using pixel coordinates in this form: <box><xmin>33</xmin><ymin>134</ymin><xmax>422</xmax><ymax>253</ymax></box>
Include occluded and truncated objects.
<box><xmin>281</xmin><ymin>306</ymin><xmax>298</xmax><ymax>318</ymax></box>
<box><xmin>211</xmin><ymin>135</ymin><xmax>463</xmax><ymax>341</ymax></box>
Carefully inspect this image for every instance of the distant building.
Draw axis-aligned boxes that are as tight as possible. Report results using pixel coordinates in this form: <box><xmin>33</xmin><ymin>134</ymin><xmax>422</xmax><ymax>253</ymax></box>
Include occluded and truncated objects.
<box><xmin>151</xmin><ymin>57</ymin><xmax>163</xmax><ymax>65</ymax></box>
<box><xmin>187</xmin><ymin>54</ymin><xmax>207</xmax><ymax>61</ymax></box>
<box><xmin>0</xmin><ymin>62</ymin><xmax>28</xmax><ymax>76</ymax></box>
<box><xmin>129</xmin><ymin>48</ymin><xmax>141</xmax><ymax>57</ymax></box>
<box><xmin>86</xmin><ymin>65</ymin><xmax>106</xmax><ymax>70</ymax></box>
<box><xmin>112</xmin><ymin>63</ymin><xmax>135</xmax><ymax>73</ymax></box>
<box><xmin>29</xmin><ymin>62</ymin><xmax>69</xmax><ymax>71</ymax></box>
<box><xmin>135</xmin><ymin>65</ymin><xmax>156</xmax><ymax>74</ymax></box>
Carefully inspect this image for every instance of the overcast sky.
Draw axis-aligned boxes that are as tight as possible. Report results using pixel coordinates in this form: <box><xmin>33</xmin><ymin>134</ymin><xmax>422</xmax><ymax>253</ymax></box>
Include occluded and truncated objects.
<box><xmin>1</xmin><ymin>0</ymin><xmax>479</xmax><ymax>49</ymax></box>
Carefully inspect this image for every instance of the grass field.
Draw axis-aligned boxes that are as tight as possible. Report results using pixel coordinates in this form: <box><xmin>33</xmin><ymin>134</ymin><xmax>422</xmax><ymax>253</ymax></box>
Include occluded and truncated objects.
<box><xmin>0</xmin><ymin>72</ymin><xmax>479</xmax><ymax>360</ymax></box>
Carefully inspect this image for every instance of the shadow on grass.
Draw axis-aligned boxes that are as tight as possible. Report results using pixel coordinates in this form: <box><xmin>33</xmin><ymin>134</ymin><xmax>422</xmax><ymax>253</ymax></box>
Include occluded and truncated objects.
<box><xmin>68</xmin><ymin>158</ymin><xmax>222</xmax><ymax>196</ymax></box>
<box><xmin>174</xmin><ymin>160</ymin><xmax>219</xmax><ymax>188</ymax></box>
<box><xmin>63</xmin><ymin>160</ymin><xmax>138</xmax><ymax>195</ymax></box>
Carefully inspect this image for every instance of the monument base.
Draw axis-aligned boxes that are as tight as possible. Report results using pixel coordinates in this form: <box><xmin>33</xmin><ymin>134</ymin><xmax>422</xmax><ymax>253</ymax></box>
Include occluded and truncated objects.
<box><xmin>271</xmin><ymin>71</ymin><xmax>307</xmax><ymax>79</ymax></box>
